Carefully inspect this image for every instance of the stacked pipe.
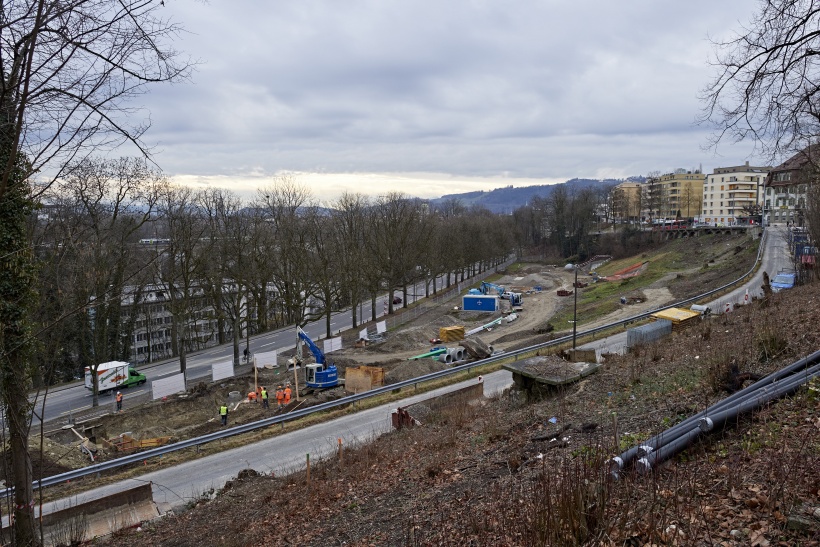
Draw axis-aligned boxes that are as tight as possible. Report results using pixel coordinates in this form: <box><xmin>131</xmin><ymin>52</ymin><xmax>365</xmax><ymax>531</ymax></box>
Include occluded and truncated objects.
<box><xmin>437</xmin><ymin>347</ymin><xmax>465</xmax><ymax>364</ymax></box>
<box><xmin>611</xmin><ymin>349</ymin><xmax>820</xmax><ymax>478</ymax></box>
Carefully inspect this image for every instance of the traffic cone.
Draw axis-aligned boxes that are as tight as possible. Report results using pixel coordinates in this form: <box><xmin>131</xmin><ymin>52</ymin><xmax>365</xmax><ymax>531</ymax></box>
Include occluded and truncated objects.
<box><xmin>725</xmin><ymin>302</ymin><xmax>731</xmax><ymax>313</ymax></box>
<box><xmin>744</xmin><ymin>288</ymin><xmax>749</xmax><ymax>304</ymax></box>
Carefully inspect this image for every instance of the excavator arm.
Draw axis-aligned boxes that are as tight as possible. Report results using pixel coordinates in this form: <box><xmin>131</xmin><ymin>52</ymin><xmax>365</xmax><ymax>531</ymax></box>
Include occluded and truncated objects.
<box><xmin>297</xmin><ymin>327</ymin><xmax>326</xmax><ymax>365</ymax></box>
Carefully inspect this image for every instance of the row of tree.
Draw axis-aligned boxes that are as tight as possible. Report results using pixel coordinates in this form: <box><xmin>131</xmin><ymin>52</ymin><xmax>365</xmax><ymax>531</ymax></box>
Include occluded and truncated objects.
<box><xmin>30</xmin><ymin>161</ymin><xmax>519</xmax><ymax>399</ymax></box>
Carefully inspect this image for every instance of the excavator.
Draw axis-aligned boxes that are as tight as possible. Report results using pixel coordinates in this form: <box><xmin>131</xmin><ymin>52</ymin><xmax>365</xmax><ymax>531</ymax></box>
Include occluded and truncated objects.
<box><xmin>477</xmin><ymin>281</ymin><xmax>523</xmax><ymax>307</ymax></box>
<box><xmin>290</xmin><ymin>326</ymin><xmax>340</xmax><ymax>389</ymax></box>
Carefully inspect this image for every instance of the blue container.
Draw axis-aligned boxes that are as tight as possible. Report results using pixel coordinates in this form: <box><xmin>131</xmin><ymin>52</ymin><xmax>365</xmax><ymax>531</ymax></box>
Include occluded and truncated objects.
<box><xmin>462</xmin><ymin>295</ymin><xmax>499</xmax><ymax>312</ymax></box>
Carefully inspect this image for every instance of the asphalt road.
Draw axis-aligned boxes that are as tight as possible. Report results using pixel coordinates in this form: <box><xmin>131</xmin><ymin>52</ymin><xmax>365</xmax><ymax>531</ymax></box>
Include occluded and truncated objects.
<box><xmin>35</xmin><ymin>274</ymin><xmax>458</xmax><ymax>425</ymax></box>
<box><xmin>35</xmin><ymin>370</ymin><xmax>513</xmax><ymax>516</ymax></box>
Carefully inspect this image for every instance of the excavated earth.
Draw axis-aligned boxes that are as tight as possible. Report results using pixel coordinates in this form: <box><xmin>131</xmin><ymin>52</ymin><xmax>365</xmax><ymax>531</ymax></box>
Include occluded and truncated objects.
<box><xmin>35</xmin><ymin>232</ymin><xmax>757</xmax><ymax>477</ymax></box>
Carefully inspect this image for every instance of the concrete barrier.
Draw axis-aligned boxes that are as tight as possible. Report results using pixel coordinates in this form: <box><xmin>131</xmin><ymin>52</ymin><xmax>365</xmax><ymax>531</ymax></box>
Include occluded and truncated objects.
<box><xmin>33</xmin><ymin>482</ymin><xmax>158</xmax><ymax>544</ymax></box>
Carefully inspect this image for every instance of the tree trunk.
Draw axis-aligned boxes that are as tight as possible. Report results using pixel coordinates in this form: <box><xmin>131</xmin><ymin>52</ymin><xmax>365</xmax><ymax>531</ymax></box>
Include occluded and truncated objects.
<box><xmin>3</xmin><ymin>368</ymin><xmax>38</xmax><ymax>546</ymax></box>
<box><xmin>0</xmin><ymin>149</ymin><xmax>41</xmax><ymax>546</ymax></box>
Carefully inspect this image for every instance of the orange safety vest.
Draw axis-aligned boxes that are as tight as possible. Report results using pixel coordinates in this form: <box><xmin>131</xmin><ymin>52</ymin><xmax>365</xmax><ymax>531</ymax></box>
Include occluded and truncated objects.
<box><xmin>284</xmin><ymin>387</ymin><xmax>292</xmax><ymax>403</ymax></box>
<box><xmin>116</xmin><ymin>393</ymin><xmax>123</xmax><ymax>403</ymax></box>
<box><xmin>276</xmin><ymin>389</ymin><xmax>284</xmax><ymax>402</ymax></box>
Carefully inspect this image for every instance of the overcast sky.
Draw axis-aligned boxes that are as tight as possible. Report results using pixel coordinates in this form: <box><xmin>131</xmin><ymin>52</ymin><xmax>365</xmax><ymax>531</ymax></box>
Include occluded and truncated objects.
<box><xmin>137</xmin><ymin>0</ymin><xmax>763</xmax><ymax>202</ymax></box>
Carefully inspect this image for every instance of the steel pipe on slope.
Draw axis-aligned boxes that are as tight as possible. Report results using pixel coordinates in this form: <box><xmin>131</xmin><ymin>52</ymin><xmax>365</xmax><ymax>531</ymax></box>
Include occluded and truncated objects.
<box><xmin>611</xmin><ymin>348</ymin><xmax>820</xmax><ymax>476</ymax></box>
<box><xmin>621</xmin><ymin>360</ymin><xmax>820</xmax><ymax>475</ymax></box>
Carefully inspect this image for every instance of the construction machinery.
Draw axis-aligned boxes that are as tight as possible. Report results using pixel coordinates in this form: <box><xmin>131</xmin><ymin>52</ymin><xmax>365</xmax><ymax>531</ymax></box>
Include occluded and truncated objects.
<box><xmin>292</xmin><ymin>327</ymin><xmax>339</xmax><ymax>389</ymax></box>
<box><xmin>478</xmin><ymin>281</ymin><xmax>523</xmax><ymax>307</ymax></box>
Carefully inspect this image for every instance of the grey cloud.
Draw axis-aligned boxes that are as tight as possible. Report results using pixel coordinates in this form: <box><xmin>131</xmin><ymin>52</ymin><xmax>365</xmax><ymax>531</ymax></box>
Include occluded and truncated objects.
<box><xmin>140</xmin><ymin>0</ymin><xmax>762</xmax><ymax>186</ymax></box>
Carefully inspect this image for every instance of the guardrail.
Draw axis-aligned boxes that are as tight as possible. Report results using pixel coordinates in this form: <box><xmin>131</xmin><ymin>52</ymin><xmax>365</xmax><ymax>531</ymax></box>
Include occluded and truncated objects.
<box><xmin>6</xmin><ymin>235</ymin><xmax>769</xmax><ymax>496</ymax></box>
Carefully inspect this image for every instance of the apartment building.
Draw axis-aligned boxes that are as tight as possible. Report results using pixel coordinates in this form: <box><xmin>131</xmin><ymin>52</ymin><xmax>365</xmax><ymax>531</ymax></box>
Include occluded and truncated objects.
<box><xmin>120</xmin><ymin>281</ymin><xmax>282</xmax><ymax>363</ymax></box>
<box><xmin>644</xmin><ymin>169</ymin><xmax>704</xmax><ymax>221</ymax></box>
<box><xmin>701</xmin><ymin>162</ymin><xmax>771</xmax><ymax>225</ymax></box>
<box><xmin>764</xmin><ymin>145</ymin><xmax>820</xmax><ymax>227</ymax></box>
<box><xmin>611</xmin><ymin>181</ymin><xmax>643</xmax><ymax>222</ymax></box>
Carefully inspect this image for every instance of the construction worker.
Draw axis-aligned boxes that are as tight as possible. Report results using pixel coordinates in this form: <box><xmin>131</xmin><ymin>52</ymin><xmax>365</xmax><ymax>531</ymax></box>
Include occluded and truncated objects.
<box><xmin>261</xmin><ymin>386</ymin><xmax>269</xmax><ymax>409</ymax></box>
<box><xmin>116</xmin><ymin>391</ymin><xmax>123</xmax><ymax>412</ymax></box>
<box><xmin>284</xmin><ymin>383</ymin><xmax>292</xmax><ymax>405</ymax></box>
<box><xmin>219</xmin><ymin>403</ymin><xmax>228</xmax><ymax>426</ymax></box>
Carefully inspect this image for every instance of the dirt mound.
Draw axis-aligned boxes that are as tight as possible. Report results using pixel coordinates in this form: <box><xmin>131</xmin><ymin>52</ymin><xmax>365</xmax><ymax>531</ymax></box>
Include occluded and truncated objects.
<box><xmin>384</xmin><ymin>358</ymin><xmax>448</xmax><ymax>384</ymax></box>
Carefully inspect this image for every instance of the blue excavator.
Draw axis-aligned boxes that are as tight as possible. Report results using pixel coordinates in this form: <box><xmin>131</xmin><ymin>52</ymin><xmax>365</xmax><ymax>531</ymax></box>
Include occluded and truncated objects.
<box><xmin>293</xmin><ymin>326</ymin><xmax>340</xmax><ymax>389</ymax></box>
<box><xmin>471</xmin><ymin>281</ymin><xmax>523</xmax><ymax>307</ymax></box>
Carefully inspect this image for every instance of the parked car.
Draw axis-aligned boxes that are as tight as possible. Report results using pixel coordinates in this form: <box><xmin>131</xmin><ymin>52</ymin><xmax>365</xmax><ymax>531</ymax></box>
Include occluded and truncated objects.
<box><xmin>392</xmin><ymin>296</ymin><xmax>403</xmax><ymax>304</ymax></box>
<box><xmin>771</xmin><ymin>272</ymin><xmax>796</xmax><ymax>293</ymax></box>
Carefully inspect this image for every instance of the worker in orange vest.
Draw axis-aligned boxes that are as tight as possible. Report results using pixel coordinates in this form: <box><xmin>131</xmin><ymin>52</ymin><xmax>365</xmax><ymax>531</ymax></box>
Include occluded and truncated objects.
<box><xmin>275</xmin><ymin>385</ymin><xmax>285</xmax><ymax>409</ymax></box>
<box><xmin>116</xmin><ymin>391</ymin><xmax>123</xmax><ymax>412</ymax></box>
<box><xmin>284</xmin><ymin>384</ymin><xmax>292</xmax><ymax>405</ymax></box>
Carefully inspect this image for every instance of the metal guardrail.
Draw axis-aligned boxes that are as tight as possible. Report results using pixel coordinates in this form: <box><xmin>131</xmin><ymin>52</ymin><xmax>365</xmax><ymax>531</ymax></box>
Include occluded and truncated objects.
<box><xmin>7</xmin><ymin>237</ymin><xmax>769</xmax><ymax>495</ymax></box>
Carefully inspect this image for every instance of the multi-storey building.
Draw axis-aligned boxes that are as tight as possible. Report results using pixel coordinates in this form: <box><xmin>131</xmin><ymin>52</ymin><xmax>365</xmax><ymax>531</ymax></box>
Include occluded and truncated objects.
<box><xmin>701</xmin><ymin>162</ymin><xmax>771</xmax><ymax>225</ymax></box>
<box><xmin>764</xmin><ymin>145</ymin><xmax>820</xmax><ymax>227</ymax></box>
<box><xmin>611</xmin><ymin>181</ymin><xmax>643</xmax><ymax>223</ymax></box>
<box><xmin>643</xmin><ymin>169</ymin><xmax>704</xmax><ymax>221</ymax></box>
<box><xmin>120</xmin><ymin>281</ymin><xmax>283</xmax><ymax>363</ymax></box>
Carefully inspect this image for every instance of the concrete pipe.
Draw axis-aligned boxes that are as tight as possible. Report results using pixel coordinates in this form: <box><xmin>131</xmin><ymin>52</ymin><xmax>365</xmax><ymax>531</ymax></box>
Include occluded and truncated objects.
<box><xmin>439</xmin><ymin>353</ymin><xmax>453</xmax><ymax>364</ymax></box>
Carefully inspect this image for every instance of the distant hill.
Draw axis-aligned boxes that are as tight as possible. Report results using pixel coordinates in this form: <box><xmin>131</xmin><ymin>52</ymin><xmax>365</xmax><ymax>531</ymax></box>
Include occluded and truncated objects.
<box><xmin>428</xmin><ymin>177</ymin><xmax>635</xmax><ymax>214</ymax></box>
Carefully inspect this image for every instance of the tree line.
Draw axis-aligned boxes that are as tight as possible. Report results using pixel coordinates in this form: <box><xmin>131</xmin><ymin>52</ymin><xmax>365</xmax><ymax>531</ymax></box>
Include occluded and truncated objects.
<box><xmin>31</xmin><ymin>160</ymin><xmax>522</xmax><ymax>394</ymax></box>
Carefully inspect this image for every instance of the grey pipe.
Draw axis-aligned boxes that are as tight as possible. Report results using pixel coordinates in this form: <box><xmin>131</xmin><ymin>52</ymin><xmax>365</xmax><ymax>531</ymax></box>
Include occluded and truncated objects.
<box><xmin>612</xmin><ymin>350</ymin><xmax>820</xmax><ymax>476</ymax></box>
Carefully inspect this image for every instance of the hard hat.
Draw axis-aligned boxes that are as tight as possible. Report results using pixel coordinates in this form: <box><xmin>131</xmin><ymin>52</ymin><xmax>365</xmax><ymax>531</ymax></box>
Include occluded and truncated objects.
<box><xmin>117</xmin><ymin>391</ymin><xmax>121</xmax><ymax>394</ymax></box>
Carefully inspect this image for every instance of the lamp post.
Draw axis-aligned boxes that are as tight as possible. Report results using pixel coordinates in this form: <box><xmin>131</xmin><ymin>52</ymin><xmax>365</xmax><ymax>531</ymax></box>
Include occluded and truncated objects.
<box><xmin>572</xmin><ymin>266</ymin><xmax>578</xmax><ymax>349</ymax></box>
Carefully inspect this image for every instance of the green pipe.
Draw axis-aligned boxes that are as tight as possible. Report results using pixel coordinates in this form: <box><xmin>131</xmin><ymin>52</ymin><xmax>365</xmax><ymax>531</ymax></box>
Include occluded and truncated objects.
<box><xmin>408</xmin><ymin>348</ymin><xmax>448</xmax><ymax>360</ymax></box>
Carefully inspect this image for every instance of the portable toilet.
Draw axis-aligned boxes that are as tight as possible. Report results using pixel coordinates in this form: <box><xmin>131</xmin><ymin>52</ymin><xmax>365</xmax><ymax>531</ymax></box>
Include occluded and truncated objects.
<box><xmin>462</xmin><ymin>294</ymin><xmax>499</xmax><ymax>312</ymax></box>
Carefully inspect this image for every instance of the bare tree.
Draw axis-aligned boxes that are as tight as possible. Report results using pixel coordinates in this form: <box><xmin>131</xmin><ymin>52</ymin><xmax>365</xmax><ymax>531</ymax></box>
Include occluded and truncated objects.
<box><xmin>367</xmin><ymin>193</ymin><xmax>427</xmax><ymax>315</ymax></box>
<box><xmin>701</xmin><ymin>0</ymin><xmax>820</xmax><ymax>159</ymax></box>
<box><xmin>198</xmin><ymin>189</ymin><xmax>251</xmax><ymax>365</ymax></box>
<box><xmin>0</xmin><ymin>2</ymin><xmax>189</xmax><ymax>541</ymax></box>
<box><xmin>257</xmin><ymin>178</ymin><xmax>320</xmax><ymax>328</ymax></box>
<box><xmin>156</xmin><ymin>185</ymin><xmax>207</xmax><ymax>382</ymax></box>
<box><xmin>331</xmin><ymin>193</ymin><xmax>370</xmax><ymax>327</ymax></box>
<box><xmin>680</xmin><ymin>181</ymin><xmax>702</xmax><ymax>220</ymax></box>
<box><xmin>45</xmin><ymin>158</ymin><xmax>162</xmax><ymax>407</ymax></box>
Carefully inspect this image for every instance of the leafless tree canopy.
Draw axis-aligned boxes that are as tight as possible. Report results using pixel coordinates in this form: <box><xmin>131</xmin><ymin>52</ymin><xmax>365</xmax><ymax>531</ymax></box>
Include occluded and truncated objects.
<box><xmin>0</xmin><ymin>0</ymin><xmax>192</xmax><ymax>196</ymax></box>
<box><xmin>701</xmin><ymin>0</ymin><xmax>820</xmax><ymax>159</ymax></box>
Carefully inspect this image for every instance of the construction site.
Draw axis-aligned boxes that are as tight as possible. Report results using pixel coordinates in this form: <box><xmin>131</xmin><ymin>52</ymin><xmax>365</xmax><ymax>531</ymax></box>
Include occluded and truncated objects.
<box><xmin>28</xmin><ymin>230</ymin><xmax>763</xmax><ymax>484</ymax></box>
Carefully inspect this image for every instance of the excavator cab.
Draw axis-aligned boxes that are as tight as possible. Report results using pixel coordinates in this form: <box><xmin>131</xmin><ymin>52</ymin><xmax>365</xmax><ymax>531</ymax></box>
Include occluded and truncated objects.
<box><xmin>305</xmin><ymin>362</ymin><xmax>338</xmax><ymax>389</ymax></box>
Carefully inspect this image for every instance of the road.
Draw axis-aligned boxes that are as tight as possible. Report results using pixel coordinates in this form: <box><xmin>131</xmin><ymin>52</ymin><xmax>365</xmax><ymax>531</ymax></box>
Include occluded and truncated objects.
<box><xmin>579</xmin><ymin>226</ymin><xmax>790</xmax><ymax>356</ymax></box>
<box><xmin>35</xmin><ymin>370</ymin><xmax>513</xmax><ymax>517</ymax></box>
<box><xmin>36</xmin><ymin>227</ymin><xmax>795</xmax><ymax>522</ymax></box>
<box><xmin>35</xmin><ymin>269</ymin><xmax>494</xmax><ymax>425</ymax></box>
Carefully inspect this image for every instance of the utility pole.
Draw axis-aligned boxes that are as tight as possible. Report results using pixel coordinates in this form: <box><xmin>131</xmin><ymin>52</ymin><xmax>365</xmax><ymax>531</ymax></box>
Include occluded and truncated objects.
<box><xmin>573</xmin><ymin>266</ymin><xmax>578</xmax><ymax>349</ymax></box>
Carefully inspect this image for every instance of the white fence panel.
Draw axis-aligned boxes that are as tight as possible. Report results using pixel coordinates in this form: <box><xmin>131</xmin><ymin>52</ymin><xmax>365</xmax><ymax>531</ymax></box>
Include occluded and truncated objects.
<box><xmin>359</xmin><ymin>328</ymin><xmax>368</xmax><ymax>341</ymax></box>
<box><xmin>323</xmin><ymin>337</ymin><xmax>342</xmax><ymax>354</ymax></box>
<box><xmin>151</xmin><ymin>373</ymin><xmax>186</xmax><ymax>400</ymax></box>
<box><xmin>211</xmin><ymin>361</ymin><xmax>234</xmax><ymax>382</ymax></box>
<box><xmin>376</xmin><ymin>321</ymin><xmax>387</xmax><ymax>334</ymax></box>
<box><xmin>255</xmin><ymin>350</ymin><xmax>278</xmax><ymax>368</ymax></box>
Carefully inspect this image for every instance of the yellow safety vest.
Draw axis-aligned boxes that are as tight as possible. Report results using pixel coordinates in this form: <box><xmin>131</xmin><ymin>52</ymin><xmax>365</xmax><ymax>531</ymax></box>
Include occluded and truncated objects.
<box><xmin>220</xmin><ymin>405</ymin><xmax>228</xmax><ymax>416</ymax></box>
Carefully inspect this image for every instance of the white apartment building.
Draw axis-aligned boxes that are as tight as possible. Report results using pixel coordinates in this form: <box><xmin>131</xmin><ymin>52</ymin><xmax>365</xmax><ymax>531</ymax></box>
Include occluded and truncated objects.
<box><xmin>700</xmin><ymin>162</ymin><xmax>770</xmax><ymax>225</ymax></box>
